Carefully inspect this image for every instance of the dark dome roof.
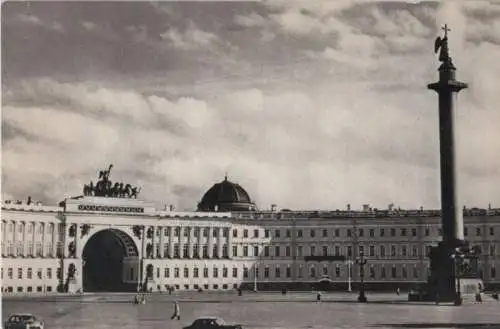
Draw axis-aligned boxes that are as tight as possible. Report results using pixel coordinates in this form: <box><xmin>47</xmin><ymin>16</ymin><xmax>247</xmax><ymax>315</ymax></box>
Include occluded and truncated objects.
<box><xmin>197</xmin><ymin>176</ymin><xmax>257</xmax><ymax>212</ymax></box>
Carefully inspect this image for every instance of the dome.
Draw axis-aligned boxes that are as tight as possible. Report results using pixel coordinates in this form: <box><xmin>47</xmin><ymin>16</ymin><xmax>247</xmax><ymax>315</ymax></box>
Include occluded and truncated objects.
<box><xmin>197</xmin><ymin>176</ymin><xmax>257</xmax><ymax>212</ymax></box>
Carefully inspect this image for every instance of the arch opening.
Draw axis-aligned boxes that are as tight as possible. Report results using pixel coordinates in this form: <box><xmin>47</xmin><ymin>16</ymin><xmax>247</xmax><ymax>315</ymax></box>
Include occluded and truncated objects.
<box><xmin>82</xmin><ymin>228</ymin><xmax>139</xmax><ymax>292</ymax></box>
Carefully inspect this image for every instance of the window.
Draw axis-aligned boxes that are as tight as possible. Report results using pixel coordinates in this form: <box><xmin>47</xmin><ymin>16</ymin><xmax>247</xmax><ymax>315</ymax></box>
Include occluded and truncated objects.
<box><xmin>335</xmin><ymin>229</ymin><xmax>340</xmax><ymax>237</ymax></box>
<box><xmin>381</xmin><ymin>266</ymin><xmax>386</xmax><ymax>278</ymax></box>
<box><xmin>265</xmin><ymin>230</ymin><xmax>270</xmax><ymax>238</ymax></box>
<box><xmin>310</xmin><ymin>229</ymin><xmax>315</xmax><ymax>238</ymax></box>
<box><xmin>391</xmin><ymin>266</ymin><xmax>397</xmax><ymax>278</ymax></box>
<box><xmin>243</xmin><ymin>267</ymin><xmax>249</xmax><ymax>278</ymax></box>
<box><xmin>46</xmin><ymin>268</ymin><xmax>52</xmax><ymax>279</ymax></box>
<box><xmin>286</xmin><ymin>266</ymin><xmax>291</xmax><ymax>278</ymax></box>
<box><xmin>275</xmin><ymin>229</ymin><xmax>280</xmax><ymax>238</ymax></box>
<box><xmin>264</xmin><ymin>266</ymin><xmax>270</xmax><ymax>278</ymax></box>
<box><xmin>275</xmin><ymin>246</ymin><xmax>280</xmax><ymax>257</ymax></box>
<box><xmin>369</xmin><ymin>229</ymin><xmax>374</xmax><ymax>237</ymax></box>
<box><xmin>412</xmin><ymin>245</ymin><xmax>418</xmax><ymax>257</ymax></box>
<box><xmin>174</xmin><ymin>268</ymin><xmax>180</xmax><ymax>278</ymax></box>
<box><xmin>264</xmin><ymin>246</ymin><xmax>269</xmax><ymax>257</ymax></box>
<box><xmin>222</xmin><ymin>267</ymin><xmax>228</xmax><ymax>278</ymax></box>
<box><xmin>297</xmin><ymin>230</ymin><xmax>303</xmax><ymax>238</ymax></box>
<box><xmin>335</xmin><ymin>246</ymin><xmax>340</xmax><ymax>255</ymax></box>
<box><xmin>359</xmin><ymin>229</ymin><xmax>364</xmax><ymax>237</ymax></box>
<box><xmin>174</xmin><ymin>244</ymin><xmax>180</xmax><ymax>258</ymax></box>
<box><xmin>275</xmin><ymin>266</ymin><xmax>281</xmax><ymax>278</ymax></box>
<box><xmin>298</xmin><ymin>266</ymin><xmax>303</xmax><ymax>278</ymax></box>
<box><xmin>184</xmin><ymin>228</ymin><xmax>189</xmax><ymax>237</ymax></box>
<box><xmin>204</xmin><ymin>267</ymin><xmax>209</xmax><ymax>278</ymax></box>
<box><xmin>413</xmin><ymin>266</ymin><xmax>418</xmax><ymax>279</ymax></box>
<box><xmin>243</xmin><ymin>246</ymin><xmax>248</xmax><ymax>257</ymax></box>
<box><xmin>222</xmin><ymin>245</ymin><xmax>228</xmax><ymax>258</ymax></box>
<box><xmin>476</xmin><ymin>228</ymin><xmax>481</xmax><ymax>236</ymax></box>
<box><xmin>203</xmin><ymin>228</ymin><xmax>209</xmax><ymax>237</ymax></box>
<box><xmin>297</xmin><ymin>246</ymin><xmax>302</xmax><ymax>257</ymax></box>
<box><xmin>438</xmin><ymin>229</ymin><xmax>443</xmax><ymax>236</ymax></box>
<box><xmin>411</xmin><ymin>228</ymin><xmax>417</xmax><ymax>237</ymax></box>
<box><xmin>310</xmin><ymin>266</ymin><xmax>316</xmax><ymax>278</ymax></box>
<box><xmin>232</xmin><ymin>246</ymin><xmax>238</xmax><ymax>257</ymax></box>
<box><xmin>347</xmin><ymin>246</ymin><xmax>352</xmax><ymax>257</ymax></box>
<box><xmin>213</xmin><ymin>267</ymin><xmax>218</xmax><ymax>278</ymax></box>
<box><xmin>232</xmin><ymin>229</ymin><xmax>238</xmax><ymax>238</ymax></box>
<box><xmin>253</xmin><ymin>246</ymin><xmax>259</xmax><ymax>257</ymax></box>
<box><xmin>212</xmin><ymin>245</ymin><xmax>218</xmax><ymax>258</ymax></box>
<box><xmin>490</xmin><ymin>244</ymin><xmax>496</xmax><ymax>257</ymax></box>
<box><xmin>253</xmin><ymin>229</ymin><xmax>259</xmax><ymax>238</ymax></box>
<box><xmin>491</xmin><ymin>266</ymin><xmax>496</xmax><ymax>278</ymax></box>
<box><xmin>464</xmin><ymin>227</ymin><xmax>468</xmax><ymax>236</ymax></box>
<box><xmin>323</xmin><ymin>229</ymin><xmax>328</xmax><ymax>238</ymax></box>
<box><xmin>194</xmin><ymin>228</ymin><xmax>199</xmax><ymax>237</ymax></box>
<box><xmin>380</xmin><ymin>228</ymin><xmax>385</xmax><ymax>237</ymax></box>
<box><xmin>425</xmin><ymin>228</ymin><xmax>430</xmax><ymax>236</ymax></box>
<box><xmin>17</xmin><ymin>268</ymin><xmax>22</xmax><ymax>279</ymax></box>
<box><xmin>370</xmin><ymin>266</ymin><xmax>375</xmax><ymax>279</ymax></box>
<box><xmin>401</xmin><ymin>228</ymin><xmax>407</xmax><ymax>236</ymax></box>
<box><xmin>243</xmin><ymin>229</ymin><xmax>248</xmax><ymax>238</ymax></box>
<box><xmin>223</xmin><ymin>228</ymin><xmax>229</xmax><ymax>237</ymax></box>
<box><xmin>490</xmin><ymin>227</ymin><xmax>495</xmax><ymax>236</ymax></box>
<box><xmin>380</xmin><ymin>245</ymin><xmax>386</xmax><ymax>257</ymax></box>
<box><xmin>183</xmin><ymin>268</ymin><xmax>189</xmax><ymax>278</ymax></box>
<box><xmin>164</xmin><ymin>268</ymin><xmax>170</xmax><ymax>278</ymax></box>
<box><xmin>36</xmin><ymin>268</ymin><xmax>42</xmax><ymax>279</ymax></box>
<box><xmin>310</xmin><ymin>246</ymin><xmax>315</xmax><ymax>256</ymax></box>
<box><xmin>27</xmin><ymin>268</ymin><xmax>32</xmax><ymax>279</ymax></box>
<box><xmin>203</xmin><ymin>246</ymin><xmax>208</xmax><ymax>258</ymax></box>
<box><xmin>359</xmin><ymin>245</ymin><xmax>364</xmax><ymax>256</ymax></box>
<box><xmin>402</xmin><ymin>266</ymin><xmax>407</xmax><ymax>278</ymax></box>
<box><xmin>322</xmin><ymin>246</ymin><xmax>328</xmax><ymax>256</ymax></box>
<box><xmin>285</xmin><ymin>246</ymin><xmax>291</xmax><ymax>257</ymax></box>
<box><xmin>191</xmin><ymin>268</ymin><xmax>197</xmax><ymax>278</ymax></box>
<box><xmin>183</xmin><ymin>245</ymin><xmax>189</xmax><ymax>258</ymax></box>
<box><xmin>175</xmin><ymin>227</ymin><xmax>180</xmax><ymax>237</ymax></box>
<box><xmin>213</xmin><ymin>229</ymin><xmax>218</xmax><ymax>237</ymax></box>
<box><xmin>232</xmin><ymin>268</ymin><xmax>238</xmax><ymax>278</ymax></box>
<box><xmin>347</xmin><ymin>229</ymin><xmax>352</xmax><ymax>237</ymax></box>
<box><xmin>322</xmin><ymin>265</ymin><xmax>328</xmax><ymax>276</ymax></box>
<box><xmin>391</xmin><ymin>245</ymin><xmax>397</xmax><ymax>257</ymax></box>
<box><xmin>369</xmin><ymin>245</ymin><xmax>375</xmax><ymax>257</ymax></box>
<box><xmin>401</xmin><ymin>246</ymin><xmax>407</xmax><ymax>257</ymax></box>
<box><xmin>390</xmin><ymin>228</ymin><xmax>396</xmax><ymax>237</ymax></box>
<box><xmin>335</xmin><ymin>265</ymin><xmax>341</xmax><ymax>277</ymax></box>
<box><xmin>286</xmin><ymin>229</ymin><xmax>291</xmax><ymax>238</ymax></box>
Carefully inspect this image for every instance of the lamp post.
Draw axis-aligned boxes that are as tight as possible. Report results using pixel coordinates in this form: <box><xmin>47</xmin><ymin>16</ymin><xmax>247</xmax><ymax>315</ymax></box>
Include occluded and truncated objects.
<box><xmin>346</xmin><ymin>259</ymin><xmax>353</xmax><ymax>292</ymax></box>
<box><xmin>356</xmin><ymin>250</ymin><xmax>368</xmax><ymax>302</ymax></box>
<box><xmin>253</xmin><ymin>262</ymin><xmax>258</xmax><ymax>292</ymax></box>
<box><xmin>451</xmin><ymin>247</ymin><xmax>465</xmax><ymax>306</ymax></box>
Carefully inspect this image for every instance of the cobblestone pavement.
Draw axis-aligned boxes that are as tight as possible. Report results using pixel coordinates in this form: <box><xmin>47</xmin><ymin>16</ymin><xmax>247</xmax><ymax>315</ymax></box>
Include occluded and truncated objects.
<box><xmin>2</xmin><ymin>292</ymin><xmax>499</xmax><ymax>329</ymax></box>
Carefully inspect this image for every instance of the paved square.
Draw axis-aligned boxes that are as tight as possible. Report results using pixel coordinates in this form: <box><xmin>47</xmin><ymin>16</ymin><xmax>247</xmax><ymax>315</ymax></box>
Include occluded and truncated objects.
<box><xmin>2</xmin><ymin>293</ymin><xmax>499</xmax><ymax>329</ymax></box>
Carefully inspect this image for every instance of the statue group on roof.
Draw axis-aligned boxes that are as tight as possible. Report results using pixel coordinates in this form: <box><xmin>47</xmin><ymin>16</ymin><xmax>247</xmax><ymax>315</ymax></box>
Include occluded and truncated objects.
<box><xmin>83</xmin><ymin>164</ymin><xmax>141</xmax><ymax>199</ymax></box>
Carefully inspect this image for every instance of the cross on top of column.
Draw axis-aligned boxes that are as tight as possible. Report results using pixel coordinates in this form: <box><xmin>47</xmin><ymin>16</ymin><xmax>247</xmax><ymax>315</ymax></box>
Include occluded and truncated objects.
<box><xmin>442</xmin><ymin>24</ymin><xmax>451</xmax><ymax>38</ymax></box>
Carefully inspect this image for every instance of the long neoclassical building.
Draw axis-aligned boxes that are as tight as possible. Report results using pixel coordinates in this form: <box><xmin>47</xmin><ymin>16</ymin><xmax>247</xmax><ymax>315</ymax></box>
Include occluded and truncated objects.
<box><xmin>2</xmin><ymin>174</ymin><xmax>500</xmax><ymax>294</ymax></box>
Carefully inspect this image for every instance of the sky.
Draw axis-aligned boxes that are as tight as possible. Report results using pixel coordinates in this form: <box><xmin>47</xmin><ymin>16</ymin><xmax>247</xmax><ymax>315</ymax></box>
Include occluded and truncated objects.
<box><xmin>2</xmin><ymin>1</ymin><xmax>500</xmax><ymax>212</ymax></box>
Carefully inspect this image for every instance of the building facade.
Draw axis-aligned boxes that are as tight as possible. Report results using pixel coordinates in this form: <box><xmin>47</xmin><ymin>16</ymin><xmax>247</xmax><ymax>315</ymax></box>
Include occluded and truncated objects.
<box><xmin>2</xmin><ymin>178</ymin><xmax>500</xmax><ymax>294</ymax></box>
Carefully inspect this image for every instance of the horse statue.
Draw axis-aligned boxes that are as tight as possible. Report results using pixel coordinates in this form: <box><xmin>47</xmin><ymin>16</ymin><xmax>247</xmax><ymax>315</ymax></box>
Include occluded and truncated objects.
<box><xmin>130</xmin><ymin>187</ymin><xmax>141</xmax><ymax>199</ymax></box>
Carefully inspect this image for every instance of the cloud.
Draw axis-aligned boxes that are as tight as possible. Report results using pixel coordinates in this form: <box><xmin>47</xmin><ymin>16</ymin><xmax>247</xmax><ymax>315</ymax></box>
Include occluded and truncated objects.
<box><xmin>2</xmin><ymin>1</ymin><xmax>500</xmax><ymax>211</ymax></box>
<box><xmin>14</xmin><ymin>13</ymin><xmax>64</xmax><ymax>33</ymax></box>
<box><xmin>160</xmin><ymin>22</ymin><xmax>220</xmax><ymax>51</ymax></box>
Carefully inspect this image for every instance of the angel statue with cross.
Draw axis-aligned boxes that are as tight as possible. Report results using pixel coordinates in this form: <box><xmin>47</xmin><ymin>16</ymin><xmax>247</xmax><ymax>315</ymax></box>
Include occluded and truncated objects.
<box><xmin>434</xmin><ymin>24</ymin><xmax>452</xmax><ymax>63</ymax></box>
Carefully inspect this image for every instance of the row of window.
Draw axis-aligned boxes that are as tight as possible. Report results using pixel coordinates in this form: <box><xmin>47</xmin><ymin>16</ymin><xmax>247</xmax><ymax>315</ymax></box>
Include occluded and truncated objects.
<box><xmin>2</xmin><ymin>286</ymin><xmax>54</xmax><ymax>293</ymax></box>
<box><xmin>2</xmin><ymin>267</ymin><xmax>60</xmax><ymax>280</ymax></box>
<box><xmin>149</xmin><ymin>264</ymin><xmax>498</xmax><ymax>281</ymax></box>
<box><xmin>151</xmin><ymin>243</ymin><xmax>498</xmax><ymax>259</ymax></box>
<box><xmin>151</xmin><ymin>226</ymin><xmax>498</xmax><ymax>239</ymax></box>
<box><xmin>2</xmin><ymin>222</ymin><xmax>56</xmax><ymax>235</ymax></box>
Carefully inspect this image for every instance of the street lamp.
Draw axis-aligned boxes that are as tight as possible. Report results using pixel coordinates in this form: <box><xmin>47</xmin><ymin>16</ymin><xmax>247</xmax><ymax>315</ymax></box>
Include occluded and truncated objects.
<box><xmin>451</xmin><ymin>247</ymin><xmax>465</xmax><ymax>306</ymax></box>
<box><xmin>345</xmin><ymin>259</ymin><xmax>353</xmax><ymax>292</ymax></box>
<box><xmin>356</xmin><ymin>250</ymin><xmax>368</xmax><ymax>302</ymax></box>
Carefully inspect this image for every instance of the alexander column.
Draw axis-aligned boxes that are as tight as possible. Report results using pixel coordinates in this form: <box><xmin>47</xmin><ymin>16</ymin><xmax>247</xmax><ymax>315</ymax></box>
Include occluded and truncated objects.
<box><xmin>427</xmin><ymin>25</ymin><xmax>481</xmax><ymax>305</ymax></box>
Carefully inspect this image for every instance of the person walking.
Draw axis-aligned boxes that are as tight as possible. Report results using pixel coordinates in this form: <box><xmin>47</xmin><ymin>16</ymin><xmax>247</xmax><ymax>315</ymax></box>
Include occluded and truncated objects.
<box><xmin>170</xmin><ymin>301</ymin><xmax>180</xmax><ymax>320</ymax></box>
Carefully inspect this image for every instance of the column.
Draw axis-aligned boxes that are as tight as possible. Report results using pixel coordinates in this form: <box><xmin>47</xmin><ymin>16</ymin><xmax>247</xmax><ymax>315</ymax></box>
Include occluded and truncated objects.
<box><xmin>159</xmin><ymin>226</ymin><xmax>165</xmax><ymax>258</ymax></box>
<box><xmin>152</xmin><ymin>226</ymin><xmax>157</xmax><ymax>258</ymax></box>
<box><xmin>198</xmin><ymin>230</ymin><xmax>203</xmax><ymax>258</ymax></box>
<box><xmin>168</xmin><ymin>227</ymin><xmax>174</xmax><ymax>258</ymax></box>
<box><xmin>141</xmin><ymin>226</ymin><xmax>146</xmax><ymax>283</ymax></box>
<box><xmin>228</xmin><ymin>226</ymin><xmax>233</xmax><ymax>259</ymax></box>
<box><xmin>12</xmin><ymin>221</ymin><xmax>17</xmax><ymax>257</ymax></box>
<box><xmin>73</xmin><ymin>224</ymin><xmax>79</xmax><ymax>258</ymax></box>
<box><xmin>2</xmin><ymin>221</ymin><xmax>6</xmax><ymax>257</ymax></box>
<box><xmin>51</xmin><ymin>222</ymin><xmax>57</xmax><ymax>258</ymax></box>
<box><xmin>41</xmin><ymin>223</ymin><xmax>46</xmax><ymax>258</ymax></box>
<box><xmin>22</xmin><ymin>221</ymin><xmax>28</xmax><ymax>257</ymax></box>
<box><xmin>179</xmin><ymin>227</ymin><xmax>184</xmax><ymax>258</ymax></box>
<box><xmin>188</xmin><ymin>227</ymin><xmax>193</xmax><ymax>258</ymax></box>
<box><xmin>217</xmin><ymin>227</ymin><xmax>223</xmax><ymax>258</ymax></box>
<box><xmin>32</xmin><ymin>222</ymin><xmax>37</xmax><ymax>257</ymax></box>
<box><xmin>63</xmin><ymin>223</ymin><xmax>69</xmax><ymax>258</ymax></box>
<box><xmin>208</xmin><ymin>227</ymin><xmax>213</xmax><ymax>258</ymax></box>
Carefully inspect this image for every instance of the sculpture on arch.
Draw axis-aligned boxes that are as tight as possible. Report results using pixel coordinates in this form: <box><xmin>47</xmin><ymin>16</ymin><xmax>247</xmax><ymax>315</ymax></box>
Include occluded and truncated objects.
<box><xmin>81</xmin><ymin>164</ymin><xmax>142</xmax><ymax>199</ymax></box>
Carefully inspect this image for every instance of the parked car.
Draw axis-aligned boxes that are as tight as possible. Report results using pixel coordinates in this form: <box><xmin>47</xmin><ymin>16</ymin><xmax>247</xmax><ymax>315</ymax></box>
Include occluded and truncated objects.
<box><xmin>4</xmin><ymin>313</ymin><xmax>44</xmax><ymax>329</ymax></box>
<box><xmin>183</xmin><ymin>317</ymin><xmax>243</xmax><ymax>329</ymax></box>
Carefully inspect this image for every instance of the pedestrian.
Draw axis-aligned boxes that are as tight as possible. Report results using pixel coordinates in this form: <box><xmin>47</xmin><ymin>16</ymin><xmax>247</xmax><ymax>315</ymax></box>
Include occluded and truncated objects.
<box><xmin>170</xmin><ymin>301</ymin><xmax>180</xmax><ymax>320</ymax></box>
<box><xmin>396</xmin><ymin>288</ymin><xmax>400</xmax><ymax>296</ymax></box>
<box><xmin>316</xmin><ymin>291</ymin><xmax>322</xmax><ymax>302</ymax></box>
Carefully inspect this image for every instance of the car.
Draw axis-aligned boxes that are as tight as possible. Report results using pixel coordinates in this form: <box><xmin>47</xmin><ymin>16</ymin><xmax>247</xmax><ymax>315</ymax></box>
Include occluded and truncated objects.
<box><xmin>4</xmin><ymin>313</ymin><xmax>45</xmax><ymax>329</ymax></box>
<box><xmin>183</xmin><ymin>316</ymin><xmax>243</xmax><ymax>329</ymax></box>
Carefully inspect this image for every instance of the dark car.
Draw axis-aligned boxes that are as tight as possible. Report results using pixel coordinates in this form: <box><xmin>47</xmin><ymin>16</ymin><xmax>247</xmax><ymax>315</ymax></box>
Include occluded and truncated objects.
<box><xmin>4</xmin><ymin>313</ymin><xmax>45</xmax><ymax>329</ymax></box>
<box><xmin>183</xmin><ymin>317</ymin><xmax>243</xmax><ymax>329</ymax></box>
